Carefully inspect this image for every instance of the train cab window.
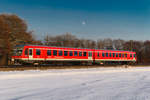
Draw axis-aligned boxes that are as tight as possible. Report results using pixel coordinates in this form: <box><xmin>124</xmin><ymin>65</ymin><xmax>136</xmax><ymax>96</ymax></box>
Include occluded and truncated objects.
<box><xmin>102</xmin><ymin>53</ymin><xmax>105</xmax><ymax>57</ymax></box>
<box><xmin>53</xmin><ymin>50</ymin><xmax>57</xmax><ymax>56</ymax></box>
<box><xmin>25</xmin><ymin>48</ymin><xmax>28</xmax><ymax>55</ymax></box>
<box><xmin>36</xmin><ymin>49</ymin><xmax>41</xmax><ymax>55</ymax></box>
<box><xmin>109</xmin><ymin>53</ymin><xmax>111</xmax><ymax>57</ymax></box>
<box><xmin>74</xmin><ymin>51</ymin><xmax>78</xmax><ymax>56</ymax></box>
<box><xmin>59</xmin><ymin>50</ymin><xmax>63</xmax><ymax>56</ymax></box>
<box><xmin>69</xmin><ymin>51</ymin><xmax>73</xmax><ymax>56</ymax></box>
<box><xmin>13</xmin><ymin>49</ymin><xmax>23</xmax><ymax>56</ymax></box>
<box><xmin>15</xmin><ymin>49</ymin><xmax>23</xmax><ymax>56</ymax></box>
<box><xmin>47</xmin><ymin>50</ymin><xmax>51</xmax><ymax>56</ymax></box>
<box><xmin>83</xmin><ymin>52</ymin><xmax>87</xmax><ymax>56</ymax></box>
<box><xmin>79</xmin><ymin>52</ymin><xmax>82</xmax><ymax>56</ymax></box>
<box><xmin>88</xmin><ymin>52</ymin><xmax>92</xmax><ymax>57</ymax></box>
<box><xmin>106</xmin><ymin>53</ymin><xmax>108</xmax><ymax>57</ymax></box>
<box><xmin>116</xmin><ymin>53</ymin><xmax>118</xmax><ymax>57</ymax></box>
<box><xmin>113</xmin><ymin>53</ymin><xmax>115</xmax><ymax>57</ymax></box>
<box><xmin>119</xmin><ymin>53</ymin><xmax>121</xmax><ymax>57</ymax></box>
<box><xmin>134</xmin><ymin>54</ymin><xmax>136</xmax><ymax>57</ymax></box>
<box><xmin>64</xmin><ymin>51</ymin><xmax>68</xmax><ymax>56</ymax></box>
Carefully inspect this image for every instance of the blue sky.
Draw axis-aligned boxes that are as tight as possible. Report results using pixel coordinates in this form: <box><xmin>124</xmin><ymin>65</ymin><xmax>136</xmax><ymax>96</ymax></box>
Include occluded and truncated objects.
<box><xmin>0</xmin><ymin>0</ymin><xmax>150</xmax><ymax>40</ymax></box>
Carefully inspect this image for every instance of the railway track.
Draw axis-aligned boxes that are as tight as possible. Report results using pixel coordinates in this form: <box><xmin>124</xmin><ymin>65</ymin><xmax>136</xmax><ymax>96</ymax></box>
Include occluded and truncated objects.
<box><xmin>0</xmin><ymin>65</ymin><xmax>33</xmax><ymax>68</ymax></box>
<box><xmin>0</xmin><ymin>64</ymin><xmax>102</xmax><ymax>71</ymax></box>
<box><xmin>0</xmin><ymin>64</ymin><xmax>134</xmax><ymax>71</ymax></box>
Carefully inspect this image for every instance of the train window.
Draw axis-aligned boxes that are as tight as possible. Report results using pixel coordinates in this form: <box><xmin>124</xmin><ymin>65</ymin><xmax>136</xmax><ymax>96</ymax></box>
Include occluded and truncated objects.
<box><xmin>106</xmin><ymin>53</ymin><xmax>108</xmax><ymax>57</ymax></box>
<box><xmin>130</xmin><ymin>54</ymin><xmax>132</xmax><ymax>58</ymax></box>
<box><xmin>125</xmin><ymin>53</ymin><xmax>127</xmax><ymax>57</ymax></box>
<box><xmin>97</xmin><ymin>52</ymin><xmax>100</xmax><ymax>57</ymax></box>
<box><xmin>53</xmin><ymin>50</ymin><xmax>57</xmax><ymax>56</ymax></box>
<box><xmin>79</xmin><ymin>52</ymin><xmax>82</xmax><ymax>56</ymax></box>
<box><xmin>116</xmin><ymin>53</ymin><xmax>118</xmax><ymax>57</ymax></box>
<box><xmin>113</xmin><ymin>53</ymin><xmax>115</xmax><ymax>57</ymax></box>
<box><xmin>25</xmin><ymin>48</ymin><xmax>28</xmax><ymax>55</ymax></box>
<box><xmin>134</xmin><ymin>54</ymin><xmax>136</xmax><ymax>57</ymax></box>
<box><xmin>109</xmin><ymin>53</ymin><xmax>111</xmax><ymax>57</ymax></box>
<box><xmin>47</xmin><ymin>50</ymin><xmax>51</xmax><ymax>56</ymax></box>
<box><xmin>102</xmin><ymin>53</ymin><xmax>105</xmax><ymax>57</ymax></box>
<box><xmin>88</xmin><ymin>52</ymin><xmax>92</xmax><ymax>57</ymax></box>
<box><xmin>36</xmin><ymin>49</ymin><xmax>41</xmax><ymax>55</ymax></box>
<box><xmin>83</xmin><ymin>52</ymin><xmax>87</xmax><ymax>56</ymax></box>
<box><xmin>59</xmin><ymin>50</ymin><xmax>63</xmax><ymax>56</ymax></box>
<box><xmin>74</xmin><ymin>51</ymin><xmax>78</xmax><ymax>56</ymax></box>
<box><xmin>69</xmin><ymin>51</ymin><xmax>73</xmax><ymax>56</ymax></box>
<box><xmin>119</xmin><ymin>53</ymin><xmax>121</xmax><ymax>57</ymax></box>
<box><xmin>64</xmin><ymin>51</ymin><xmax>68</xmax><ymax>56</ymax></box>
<box><xmin>122</xmin><ymin>54</ymin><xmax>124</xmax><ymax>57</ymax></box>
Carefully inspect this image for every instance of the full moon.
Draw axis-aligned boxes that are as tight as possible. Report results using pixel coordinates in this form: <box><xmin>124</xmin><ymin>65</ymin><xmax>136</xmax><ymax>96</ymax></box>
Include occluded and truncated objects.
<box><xmin>82</xmin><ymin>21</ymin><xmax>86</xmax><ymax>25</ymax></box>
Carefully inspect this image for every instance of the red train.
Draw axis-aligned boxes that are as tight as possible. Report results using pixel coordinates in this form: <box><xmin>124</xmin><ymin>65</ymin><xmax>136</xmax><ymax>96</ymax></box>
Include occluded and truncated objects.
<box><xmin>11</xmin><ymin>45</ymin><xmax>136</xmax><ymax>65</ymax></box>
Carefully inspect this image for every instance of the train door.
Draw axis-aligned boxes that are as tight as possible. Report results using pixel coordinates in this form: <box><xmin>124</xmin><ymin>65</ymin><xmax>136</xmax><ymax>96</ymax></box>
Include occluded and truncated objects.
<box><xmin>29</xmin><ymin>48</ymin><xmax>33</xmax><ymax>60</ymax></box>
<box><xmin>88</xmin><ymin>51</ymin><xmax>93</xmax><ymax>60</ymax></box>
<box><xmin>93</xmin><ymin>50</ymin><xmax>96</xmax><ymax>64</ymax></box>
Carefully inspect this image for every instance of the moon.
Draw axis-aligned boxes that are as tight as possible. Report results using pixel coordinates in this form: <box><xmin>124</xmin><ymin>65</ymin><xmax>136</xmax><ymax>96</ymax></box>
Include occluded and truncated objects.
<box><xmin>82</xmin><ymin>21</ymin><xmax>86</xmax><ymax>25</ymax></box>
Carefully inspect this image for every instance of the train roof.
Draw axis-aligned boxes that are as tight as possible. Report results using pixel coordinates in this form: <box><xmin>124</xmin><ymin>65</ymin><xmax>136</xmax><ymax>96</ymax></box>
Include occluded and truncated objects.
<box><xmin>15</xmin><ymin>45</ymin><xmax>135</xmax><ymax>53</ymax></box>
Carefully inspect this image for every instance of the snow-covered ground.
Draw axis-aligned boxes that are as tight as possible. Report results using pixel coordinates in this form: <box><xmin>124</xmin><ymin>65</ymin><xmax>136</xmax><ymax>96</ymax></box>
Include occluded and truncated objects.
<box><xmin>1</xmin><ymin>67</ymin><xmax>150</xmax><ymax>100</ymax></box>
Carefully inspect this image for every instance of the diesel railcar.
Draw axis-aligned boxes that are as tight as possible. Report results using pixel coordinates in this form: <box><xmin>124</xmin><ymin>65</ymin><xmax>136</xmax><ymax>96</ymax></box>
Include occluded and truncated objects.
<box><xmin>11</xmin><ymin>45</ymin><xmax>136</xmax><ymax>65</ymax></box>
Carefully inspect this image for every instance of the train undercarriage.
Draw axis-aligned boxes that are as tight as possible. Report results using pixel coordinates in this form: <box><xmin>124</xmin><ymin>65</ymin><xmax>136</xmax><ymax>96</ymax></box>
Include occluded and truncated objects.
<box><xmin>11</xmin><ymin>58</ymin><xmax>136</xmax><ymax>66</ymax></box>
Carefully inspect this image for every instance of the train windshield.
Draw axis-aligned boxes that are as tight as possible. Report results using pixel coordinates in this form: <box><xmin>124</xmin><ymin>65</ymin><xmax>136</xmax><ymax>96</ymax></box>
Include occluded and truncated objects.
<box><xmin>13</xmin><ymin>49</ymin><xmax>23</xmax><ymax>56</ymax></box>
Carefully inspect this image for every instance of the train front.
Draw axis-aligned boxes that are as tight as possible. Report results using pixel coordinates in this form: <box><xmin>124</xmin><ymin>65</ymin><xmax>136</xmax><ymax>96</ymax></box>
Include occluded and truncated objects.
<box><xmin>11</xmin><ymin>45</ymin><xmax>24</xmax><ymax>64</ymax></box>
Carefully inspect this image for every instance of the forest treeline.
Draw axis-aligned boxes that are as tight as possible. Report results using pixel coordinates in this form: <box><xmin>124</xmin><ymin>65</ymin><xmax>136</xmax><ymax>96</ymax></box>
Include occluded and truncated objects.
<box><xmin>0</xmin><ymin>14</ymin><xmax>150</xmax><ymax>65</ymax></box>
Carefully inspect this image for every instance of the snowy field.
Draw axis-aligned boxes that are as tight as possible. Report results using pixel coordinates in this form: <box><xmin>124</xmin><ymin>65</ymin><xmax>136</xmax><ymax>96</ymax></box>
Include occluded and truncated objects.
<box><xmin>1</xmin><ymin>67</ymin><xmax>150</xmax><ymax>100</ymax></box>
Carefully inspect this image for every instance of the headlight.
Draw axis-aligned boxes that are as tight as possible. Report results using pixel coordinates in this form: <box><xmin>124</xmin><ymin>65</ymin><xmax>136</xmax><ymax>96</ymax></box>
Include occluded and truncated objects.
<box><xmin>11</xmin><ymin>58</ymin><xmax>14</xmax><ymax>61</ymax></box>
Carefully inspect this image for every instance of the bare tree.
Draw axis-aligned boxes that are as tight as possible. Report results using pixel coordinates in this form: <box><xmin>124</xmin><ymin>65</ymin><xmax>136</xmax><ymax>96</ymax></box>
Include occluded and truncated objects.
<box><xmin>0</xmin><ymin>14</ymin><xmax>35</xmax><ymax>65</ymax></box>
